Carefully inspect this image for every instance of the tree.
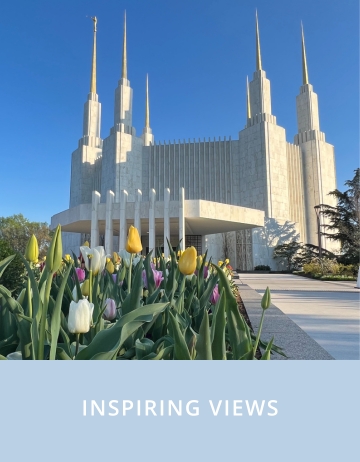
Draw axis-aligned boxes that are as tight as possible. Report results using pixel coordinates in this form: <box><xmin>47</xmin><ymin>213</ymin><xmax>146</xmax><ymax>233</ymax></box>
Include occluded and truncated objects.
<box><xmin>0</xmin><ymin>214</ymin><xmax>53</xmax><ymax>259</ymax></box>
<box><xmin>0</xmin><ymin>239</ymin><xmax>24</xmax><ymax>295</ymax></box>
<box><xmin>273</xmin><ymin>241</ymin><xmax>303</xmax><ymax>271</ymax></box>
<box><xmin>320</xmin><ymin>168</ymin><xmax>360</xmax><ymax>264</ymax></box>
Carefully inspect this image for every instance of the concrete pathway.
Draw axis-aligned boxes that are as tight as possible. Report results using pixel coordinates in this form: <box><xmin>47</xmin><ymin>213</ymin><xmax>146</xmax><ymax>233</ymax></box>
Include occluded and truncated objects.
<box><xmin>238</xmin><ymin>273</ymin><xmax>360</xmax><ymax>360</ymax></box>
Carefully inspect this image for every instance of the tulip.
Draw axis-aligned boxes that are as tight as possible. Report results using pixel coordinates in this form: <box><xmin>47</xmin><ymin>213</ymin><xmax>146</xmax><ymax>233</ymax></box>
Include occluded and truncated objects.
<box><xmin>113</xmin><ymin>252</ymin><xmax>120</xmax><ymax>264</ymax></box>
<box><xmin>81</xmin><ymin>279</ymin><xmax>90</xmax><ymax>297</ymax></box>
<box><xmin>261</xmin><ymin>287</ymin><xmax>271</xmax><ymax>310</ymax></box>
<box><xmin>80</xmin><ymin>245</ymin><xmax>107</xmax><ymax>275</ymax></box>
<box><xmin>218</xmin><ymin>260</ymin><xmax>224</xmax><ymax>267</ymax></box>
<box><xmin>178</xmin><ymin>246</ymin><xmax>197</xmax><ymax>275</ymax></box>
<box><xmin>64</xmin><ymin>254</ymin><xmax>71</xmax><ymax>262</ymax></box>
<box><xmin>203</xmin><ymin>265</ymin><xmax>209</xmax><ymax>279</ymax></box>
<box><xmin>210</xmin><ymin>284</ymin><xmax>220</xmax><ymax>305</ymax></box>
<box><xmin>196</xmin><ymin>255</ymin><xmax>203</xmax><ymax>270</ymax></box>
<box><xmin>75</xmin><ymin>267</ymin><xmax>85</xmax><ymax>283</ymax></box>
<box><xmin>225</xmin><ymin>258</ymin><xmax>230</xmax><ymax>265</ymax></box>
<box><xmin>106</xmin><ymin>259</ymin><xmax>115</xmax><ymax>274</ymax></box>
<box><xmin>125</xmin><ymin>225</ymin><xmax>142</xmax><ymax>254</ymax></box>
<box><xmin>46</xmin><ymin>225</ymin><xmax>63</xmax><ymax>273</ymax></box>
<box><xmin>119</xmin><ymin>249</ymin><xmax>131</xmax><ymax>268</ymax></box>
<box><xmin>142</xmin><ymin>267</ymin><xmax>164</xmax><ymax>289</ymax></box>
<box><xmin>103</xmin><ymin>298</ymin><xmax>117</xmax><ymax>321</ymax></box>
<box><xmin>68</xmin><ymin>299</ymin><xmax>94</xmax><ymax>334</ymax></box>
<box><xmin>83</xmin><ymin>240</ymin><xmax>90</xmax><ymax>247</ymax></box>
<box><xmin>25</xmin><ymin>234</ymin><xmax>39</xmax><ymax>263</ymax></box>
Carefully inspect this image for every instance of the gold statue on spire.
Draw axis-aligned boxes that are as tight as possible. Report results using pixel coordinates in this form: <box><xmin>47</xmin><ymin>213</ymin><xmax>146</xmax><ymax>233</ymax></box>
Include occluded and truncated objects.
<box><xmin>90</xmin><ymin>16</ymin><xmax>97</xmax><ymax>93</ymax></box>
<box><xmin>246</xmin><ymin>76</ymin><xmax>251</xmax><ymax>119</ymax></box>
<box><xmin>301</xmin><ymin>22</ymin><xmax>309</xmax><ymax>85</ymax></box>
<box><xmin>122</xmin><ymin>11</ymin><xmax>127</xmax><ymax>79</ymax></box>
<box><xmin>145</xmin><ymin>74</ymin><xmax>150</xmax><ymax>128</ymax></box>
<box><xmin>256</xmin><ymin>10</ymin><xmax>262</xmax><ymax>71</ymax></box>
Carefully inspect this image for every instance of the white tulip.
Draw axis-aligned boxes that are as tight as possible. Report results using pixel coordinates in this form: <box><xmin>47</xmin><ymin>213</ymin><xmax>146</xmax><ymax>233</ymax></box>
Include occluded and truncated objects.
<box><xmin>68</xmin><ymin>299</ymin><xmax>94</xmax><ymax>334</ymax></box>
<box><xmin>80</xmin><ymin>246</ymin><xmax>108</xmax><ymax>275</ymax></box>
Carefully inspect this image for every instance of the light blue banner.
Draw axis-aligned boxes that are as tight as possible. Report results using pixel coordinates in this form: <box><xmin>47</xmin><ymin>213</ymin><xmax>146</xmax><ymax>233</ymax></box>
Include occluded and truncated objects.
<box><xmin>1</xmin><ymin>362</ymin><xmax>359</xmax><ymax>460</ymax></box>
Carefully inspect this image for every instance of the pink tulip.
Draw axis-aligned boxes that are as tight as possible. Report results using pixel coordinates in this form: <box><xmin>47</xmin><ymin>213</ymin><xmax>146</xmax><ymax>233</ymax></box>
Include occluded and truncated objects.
<box><xmin>103</xmin><ymin>298</ymin><xmax>117</xmax><ymax>321</ymax></box>
<box><xmin>75</xmin><ymin>267</ymin><xmax>85</xmax><ymax>283</ymax></box>
<box><xmin>210</xmin><ymin>284</ymin><xmax>220</xmax><ymax>305</ymax></box>
<box><xmin>142</xmin><ymin>268</ymin><xmax>164</xmax><ymax>289</ymax></box>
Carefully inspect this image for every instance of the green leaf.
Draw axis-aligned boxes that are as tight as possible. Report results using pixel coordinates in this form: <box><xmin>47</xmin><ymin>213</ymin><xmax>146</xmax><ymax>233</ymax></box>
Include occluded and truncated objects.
<box><xmin>195</xmin><ymin>309</ymin><xmax>212</xmax><ymax>360</ymax></box>
<box><xmin>75</xmin><ymin>303</ymin><xmax>169</xmax><ymax>360</ymax></box>
<box><xmin>56</xmin><ymin>347</ymin><xmax>72</xmax><ymax>360</ymax></box>
<box><xmin>121</xmin><ymin>261</ymin><xmax>144</xmax><ymax>315</ymax></box>
<box><xmin>168</xmin><ymin>310</ymin><xmax>191</xmax><ymax>360</ymax></box>
<box><xmin>49</xmin><ymin>264</ymin><xmax>72</xmax><ymax>360</ymax></box>
<box><xmin>260</xmin><ymin>337</ymin><xmax>274</xmax><ymax>360</ymax></box>
<box><xmin>0</xmin><ymin>354</ymin><xmax>8</xmax><ymax>360</ymax></box>
<box><xmin>0</xmin><ymin>254</ymin><xmax>15</xmax><ymax>278</ymax></box>
<box><xmin>212</xmin><ymin>263</ymin><xmax>252</xmax><ymax>360</ymax></box>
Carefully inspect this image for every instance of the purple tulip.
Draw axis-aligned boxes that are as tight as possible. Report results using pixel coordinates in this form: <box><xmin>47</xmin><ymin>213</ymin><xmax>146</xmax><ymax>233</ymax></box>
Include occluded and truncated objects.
<box><xmin>103</xmin><ymin>298</ymin><xmax>117</xmax><ymax>321</ymax></box>
<box><xmin>142</xmin><ymin>268</ymin><xmax>164</xmax><ymax>289</ymax></box>
<box><xmin>203</xmin><ymin>265</ymin><xmax>209</xmax><ymax>279</ymax></box>
<box><xmin>75</xmin><ymin>267</ymin><xmax>85</xmax><ymax>283</ymax></box>
<box><xmin>112</xmin><ymin>274</ymin><xmax>117</xmax><ymax>283</ymax></box>
<box><xmin>210</xmin><ymin>284</ymin><xmax>220</xmax><ymax>305</ymax></box>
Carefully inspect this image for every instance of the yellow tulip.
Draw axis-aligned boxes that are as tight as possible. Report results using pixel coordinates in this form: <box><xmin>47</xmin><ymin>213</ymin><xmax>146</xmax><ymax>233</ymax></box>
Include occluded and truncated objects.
<box><xmin>113</xmin><ymin>252</ymin><xmax>120</xmax><ymax>264</ymax></box>
<box><xmin>218</xmin><ymin>260</ymin><xmax>224</xmax><ymax>267</ymax></box>
<box><xmin>83</xmin><ymin>240</ymin><xmax>90</xmax><ymax>247</ymax></box>
<box><xmin>225</xmin><ymin>258</ymin><xmax>230</xmax><ymax>265</ymax></box>
<box><xmin>25</xmin><ymin>234</ymin><xmax>39</xmax><ymax>263</ymax></box>
<box><xmin>125</xmin><ymin>225</ymin><xmax>142</xmax><ymax>254</ymax></box>
<box><xmin>106</xmin><ymin>260</ymin><xmax>115</xmax><ymax>274</ymax></box>
<box><xmin>178</xmin><ymin>246</ymin><xmax>197</xmax><ymax>275</ymax></box>
<box><xmin>64</xmin><ymin>254</ymin><xmax>72</xmax><ymax>262</ymax></box>
<box><xmin>196</xmin><ymin>255</ymin><xmax>203</xmax><ymax>270</ymax></box>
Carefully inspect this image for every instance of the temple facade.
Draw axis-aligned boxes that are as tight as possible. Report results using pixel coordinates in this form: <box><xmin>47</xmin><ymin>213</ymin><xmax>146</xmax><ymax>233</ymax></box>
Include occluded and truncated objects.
<box><xmin>51</xmin><ymin>13</ymin><xmax>337</xmax><ymax>270</ymax></box>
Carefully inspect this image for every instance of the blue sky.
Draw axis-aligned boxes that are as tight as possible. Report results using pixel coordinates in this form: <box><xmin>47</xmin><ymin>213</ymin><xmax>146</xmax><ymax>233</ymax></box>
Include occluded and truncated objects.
<box><xmin>0</xmin><ymin>0</ymin><xmax>358</xmax><ymax>223</ymax></box>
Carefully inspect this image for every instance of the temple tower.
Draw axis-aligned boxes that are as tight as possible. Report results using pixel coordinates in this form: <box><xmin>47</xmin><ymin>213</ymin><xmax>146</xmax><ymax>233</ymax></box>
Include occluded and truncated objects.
<box><xmin>101</xmin><ymin>12</ymin><xmax>143</xmax><ymax>202</ymax></box>
<box><xmin>294</xmin><ymin>24</ymin><xmax>337</xmax><ymax>249</ymax></box>
<box><xmin>70</xmin><ymin>16</ymin><xmax>102</xmax><ymax>208</ymax></box>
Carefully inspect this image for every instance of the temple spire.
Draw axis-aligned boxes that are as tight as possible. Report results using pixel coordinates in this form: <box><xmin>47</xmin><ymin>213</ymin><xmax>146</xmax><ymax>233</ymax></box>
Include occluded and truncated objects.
<box><xmin>122</xmin><ymin>11</ymin><xmax>127</xmax><ymax>79</ymax></box>
<box><xmin>90</xmin><ymin>16</ymin><xmax>97</xmax><ymax>93</ymax></box>
<box><xmin>145</xmin><ymin>74</ymin><xmax>150</xmax><ymax>128</ymax></box>
<box><xmin>255</xmin><ymin>10</ymin><xmax>262</xmax><ymax>71</ymax></box>
<box><xmin>301</xmin><ymin>22</ymin><xmax>309</xmax><ymax>85</ymax></box>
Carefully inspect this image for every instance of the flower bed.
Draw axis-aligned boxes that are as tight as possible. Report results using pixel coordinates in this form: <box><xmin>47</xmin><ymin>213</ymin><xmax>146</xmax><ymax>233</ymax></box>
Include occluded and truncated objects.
<box><xmin>0</xmin><ymin>226</ymin><xmax>282</xmax><ymax>360</ymax></box>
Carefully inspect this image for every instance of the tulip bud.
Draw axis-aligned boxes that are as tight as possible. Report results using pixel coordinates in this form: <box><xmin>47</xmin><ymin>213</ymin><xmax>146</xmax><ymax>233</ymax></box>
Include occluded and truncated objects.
<box><xmin>106</xmin><ymin>259</ymin><xmax>115</xmax><ymax>274</ymax></box>
<box><xmin>103</xmin><ymin>298</ymin><xmax>117</xmax><ymax>321</ymax></box>
<box><xmin>125</xmin><ymin>225</ymin><xmax>142</xmax><ymax>254</ymax></box>
<box><xmin>261</xmin><ymin>287</ymin><xmax>271</xmax><ymax>310</ymax></box>
<box><xmin>81</xmin><ymin>279</ymin><xmax>90</xmax><ymax>297</ymax></box>
<box><xmin>196</xmin><ymin>255</ymin><xmax>203</xmax><ymax>270</ymax></box>
<box><xmin>68</xmin><ymin>299</ymin><xmax>94</xmax><ymax>334</ymax></box>
<box><xmin>25</xmin><ymin>234</ymin><xmax>39</xmax><ymax>263</ymax></box>
<box><xmin>210</xmin><ymin>284</ymin><xmax>220</xmax><ymax>305</ymax></box>
<box><xmin>178</xmin><ymin>246</ymin><xmax>197</xmax><ymax>275</ymax></box>
<box><xmin>113</xmin><ymin>251</ymin><xmax>119</xmax><ymax>264</ymax></box>
<box><xmin>46</xmin><ymin>225</ymin><xmax>62</xmax><ymax>273</ymax></box>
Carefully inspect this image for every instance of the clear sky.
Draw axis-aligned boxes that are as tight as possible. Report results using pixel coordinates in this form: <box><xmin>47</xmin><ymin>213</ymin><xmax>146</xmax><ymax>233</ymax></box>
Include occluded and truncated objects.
<box><xmin>0</xmin><ymin>0</ymin><xmax>358</xmax><ymax>224</ymax></box>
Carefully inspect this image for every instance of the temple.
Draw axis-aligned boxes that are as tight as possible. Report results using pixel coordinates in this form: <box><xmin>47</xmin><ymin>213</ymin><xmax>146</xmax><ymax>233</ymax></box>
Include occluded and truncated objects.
<box><xmin>51</xmin><ymin>12</ymin><xmax>337</xmax><ymax>269</ymax></box>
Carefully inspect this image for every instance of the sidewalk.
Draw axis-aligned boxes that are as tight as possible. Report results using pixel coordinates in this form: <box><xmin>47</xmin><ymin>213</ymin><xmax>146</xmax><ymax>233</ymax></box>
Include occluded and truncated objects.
<box><xmin>237</xmin><ymin>273</ymin><xmax>360</xmax><ymax>360</ymax></box>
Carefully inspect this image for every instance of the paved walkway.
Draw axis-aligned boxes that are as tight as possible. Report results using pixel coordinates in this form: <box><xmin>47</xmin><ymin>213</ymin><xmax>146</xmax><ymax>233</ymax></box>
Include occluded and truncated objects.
<box><xmin>238</xmin><ymin>274</ymin><xmax>360</xmax><ymax>360</ymax></box>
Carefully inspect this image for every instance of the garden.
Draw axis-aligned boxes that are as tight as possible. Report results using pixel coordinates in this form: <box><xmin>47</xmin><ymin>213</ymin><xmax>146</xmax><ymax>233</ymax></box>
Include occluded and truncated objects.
<box><xmin>0</xmin><ymin>225</ymin><xmax>283</xmax><ymax>360</ymax></box>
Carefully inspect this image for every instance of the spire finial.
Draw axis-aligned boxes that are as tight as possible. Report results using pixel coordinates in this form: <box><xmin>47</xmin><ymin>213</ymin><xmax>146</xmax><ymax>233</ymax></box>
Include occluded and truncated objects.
<box><xmin>255</xmin><ymin>10</ymin><xmax>262</xmax><ymax>71</ymax></box>
<box><xmin>90</xmin><ymin>16</ymin><xmax>97</xmax><ymax>93</ymax></box>
<box><xmin>122</xmin><ymin>11</ymin><xmax>127</xmax><ymax>79</ymax></box>
<box><xmin>246</xmin><ymin>76</ymin><xmax>251</xmax><ymax>119</ymax></box>
<box><xmin>301</xmin><ymin>22</ymin><xmax>309</xmax><ymax>85</ymax></box>
<box><xmin>145</xmin><ymin>74</ymin><xmax>150</xmax><ymax>128</ymax></box>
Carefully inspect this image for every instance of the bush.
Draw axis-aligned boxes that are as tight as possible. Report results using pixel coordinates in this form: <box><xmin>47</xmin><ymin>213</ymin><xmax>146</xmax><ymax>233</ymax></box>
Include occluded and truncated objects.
<box><xmin>254</xmin><ymin>265</ymin><xmax>271</xmax><ymax>271</ymax></box>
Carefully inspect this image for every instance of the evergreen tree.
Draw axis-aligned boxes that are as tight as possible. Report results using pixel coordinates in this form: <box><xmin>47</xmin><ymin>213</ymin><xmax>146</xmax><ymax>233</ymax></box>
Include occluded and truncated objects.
<box><xmin>321</xmin><ymin>168</ymin><xmax>360</xmax><ymax>264</ymax></box>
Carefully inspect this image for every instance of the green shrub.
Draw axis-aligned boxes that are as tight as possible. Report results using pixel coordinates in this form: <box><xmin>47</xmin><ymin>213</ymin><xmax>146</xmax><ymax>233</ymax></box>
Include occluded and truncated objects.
<box><xmin>254</xmin><ymin>265</ymin><xmax>271</xmax><ymax>271</ymax></box>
